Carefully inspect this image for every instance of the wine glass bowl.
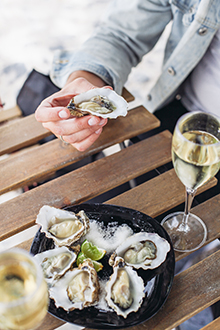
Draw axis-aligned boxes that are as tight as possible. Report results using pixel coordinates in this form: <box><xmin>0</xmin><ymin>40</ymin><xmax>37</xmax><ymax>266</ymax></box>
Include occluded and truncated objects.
<box><xmin>161</xmin><ymin>111</ymin><xmax>220</xmax><ymax>252</ymax></box>
<box><xmin>0</xmin><ymin>248</ymin><xmax>48</xmax><ymax>330</ymax></box>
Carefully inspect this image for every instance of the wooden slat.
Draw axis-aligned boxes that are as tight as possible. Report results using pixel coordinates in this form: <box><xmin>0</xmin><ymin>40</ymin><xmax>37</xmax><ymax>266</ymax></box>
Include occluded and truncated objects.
<box><xmin>16</xmin><ymin>184</ymin><xmax>220</xmax><ymax>265</ymax></box>
<box><xmin>110</xmin><ymin>249</ymin><xmax>220</xmax><ymax>330</ymax></box>
<box><xmin>0</xmin><ymin>105</ymin><xmax>22</xmax><ymax>122</ymax></box>
<box><xmin>0</xmin><ymin>106</ymin><xmax>160</xmax><ymax>194</ymax></box>
<box><xmin>107</xmin><ymin>175</ymin><xmax>219</xmax><ymax>262</ymax></box>
<box><xmin>0</xmin><ymin>131</ymin><xmax>172</xmax><ymax>241</ymax></box>
<box><xmin>122</xmin><ymin>87</ymin><xmax>135</xmax><ymax>102</ymax></box>
<box><xmin>0</xmin><ymin>114</ymin><xmax>51</xmax><ymax>156</ymax></box>
<box><xmin>25</xmin><ymin>194</ymin><xmax>220</xmax><ymax>330</ymax></box>
<box><xmin>174</xmin><ymin>192</ymin><xmax>220</xmax><ymax>261</ymax></box>
<box><xmin>35</xmin><ymin>313</ymin><xmax>64</xmax><ymax>330</ymax></box>
<box><xmin>106</xmin><ymin>170</ymin><xmax>217</xmax><ymax>220</ymax></box>
<box><xmin>201</xmin><ymin>316</ymin><xmax>220</xmax><ymax>330</ymax></box>
<box><xmin>0</xmin><ymin>88</ymin><xmax>136</xmax><ymax>156</ymax></box>
<box><xmin>14</xmin><ymin>193</ymin><xmax>220</xmax><ymax>330</ymax></box>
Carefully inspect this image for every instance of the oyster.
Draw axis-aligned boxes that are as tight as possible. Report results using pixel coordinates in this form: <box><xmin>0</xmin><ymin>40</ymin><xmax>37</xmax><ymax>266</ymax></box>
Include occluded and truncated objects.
<box><xmin>105</xmin><ymin>257</ymin><xmax>145</xmax><ymax>318</ymax></box>
<box><xmin>49</xmin><ymin>259</ymin><xmax>100</xmax><ymax>311</ymax></box>
<box><xmin>109</xmin><ymin>232</ymin><xmax>170</xmax><ymax>270</ymax></box>
<box><xmin>36</xmin><ymin>205</ymin><xmax>90</xmax><ymax>247</ymax></box>
<box><xmin>67</xmin><ymin>88</ymin><xmax>128</xmax><ymax>119</ymax></box>
<box><xmin>34</xmin><ymin>246</ymin><xmax>77</xmax><ymax>286</ymax></box>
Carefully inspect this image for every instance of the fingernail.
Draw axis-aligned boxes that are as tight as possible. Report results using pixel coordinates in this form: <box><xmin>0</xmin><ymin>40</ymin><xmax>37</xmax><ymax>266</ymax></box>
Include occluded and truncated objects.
<box><xmin>59</xmin><ymin>110</ymin><xmax>69</xmax><ymax>119</ymax></box>
<box><xmin>99</xmin><ymin>118</ymin><xmax>106</xmax><ymax>126</ymax></box>
<box><xmin>95</xmin><ymin>128</ymin><xmax>102</xmax><ymax>134</ymax></box>
<box><xmin>88</xmin><ymin>117</ymin><xmax>98</xmax><ymax>126</ymax></box>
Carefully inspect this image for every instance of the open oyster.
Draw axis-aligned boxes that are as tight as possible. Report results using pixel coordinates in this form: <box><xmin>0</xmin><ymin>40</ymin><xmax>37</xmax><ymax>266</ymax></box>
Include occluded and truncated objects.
<box><xmin>49</xmin><ymin>259</ymin><xmax>100</xmax><ymax>311</ymax></box>
<box><xmin>67</xmin><ymin>88</ymin><xmax>128</xmax><ymax>119</ymax></box>
<box><xmin>105</xmin><ymin>257</ymin><xmax>145</xmax><ymax>318</ymax></box>
<box><xmin>36</xmin><ymin>205</ymin><xmax>90</xmax><ymax>247</ymax></box>
<box><xmin>34</xmin><ymin>246</ymin><xmax>77</xmax><ymax>286</ymax></box>
<box><xmin>109</xmin><ymin>232</ymin><xmax>170</xmax><ymax>270</ymax></box>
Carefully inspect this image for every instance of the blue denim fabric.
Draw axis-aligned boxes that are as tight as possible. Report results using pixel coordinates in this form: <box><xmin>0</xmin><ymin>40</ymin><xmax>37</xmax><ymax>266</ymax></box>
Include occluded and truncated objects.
<box><xmin>50</xmin><ymin>0</ymin><xmax>220</xmax><ymax>112</ymax></box>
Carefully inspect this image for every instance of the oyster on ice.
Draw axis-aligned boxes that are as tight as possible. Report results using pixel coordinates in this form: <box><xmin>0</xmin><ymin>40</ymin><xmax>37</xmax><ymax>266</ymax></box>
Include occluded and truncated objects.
<box><xmin>50</xmin><ymin>259</ymin><xmax>100</xmax><ymax>311</ymax></box>
<box><xmin>109</xmin><ymin>232</ymin><xmax>170</xmax><ymax>270</ymax></box>
<box><xmin>67</xmin><ymin>88</ymin><xmax>128</xmax><ymax>119</ymax></box>
<box><xmin>34</xmin><ymin>246</ymin><xmax>77</xmax><ymax>286</ymax></box>
<box><xmin>105</xmin><ymin>257</ymin><xmax>145</xmax><ymax>318</ymax></box>
<box><xmin>36</xmin><ymin>205</ymin><xmax>90</xmax><ymax>247</ymax></box>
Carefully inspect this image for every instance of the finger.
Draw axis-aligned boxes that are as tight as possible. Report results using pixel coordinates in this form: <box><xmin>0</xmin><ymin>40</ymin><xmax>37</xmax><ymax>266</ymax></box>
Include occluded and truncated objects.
<box><xmin>42</xmin><ymin>116</ymin><xmax>107</xmax><ymax>137</ymax></box>
<box><xmin>71</xmin><ymin>128</ymin><xmax>103</xmax><ymax>152</ymax></box>
<box><xmin>35</xmin><ymin>94</ymin><xmax>73</xmax><ymax>122</ymax></box>
<box><xmin>36</xmin><ymin>78</ymin><xmax>98</xmax><ymax>122</ymax></box>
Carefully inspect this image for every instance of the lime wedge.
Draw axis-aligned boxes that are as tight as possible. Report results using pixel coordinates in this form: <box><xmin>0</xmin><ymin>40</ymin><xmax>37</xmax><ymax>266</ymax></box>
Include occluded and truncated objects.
<box><xmin>76</xmin><ymin>251</ymin><xmax>103</xmax><ymax>272</ymax></box>
<box><xmin>76</xmin><ymin>251</ymin><xmax>86</xmax><ymax>267</ymax></box>
<box><xmin>81</xmin><ymin>240</ymin><xmax>106</xmax><ymax>261</ymax></box>
<box><xmin>92</xmin><ymin>260</ymin><xmax>104</xmax><ymax>272</ymax></box>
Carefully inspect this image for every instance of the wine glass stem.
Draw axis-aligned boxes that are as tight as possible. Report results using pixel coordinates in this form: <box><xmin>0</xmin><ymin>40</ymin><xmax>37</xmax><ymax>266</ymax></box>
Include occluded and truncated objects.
<box><xmin>179</xmin><ymin>187</ymin><xmax>197</xmax><ymax>232</ymax></box>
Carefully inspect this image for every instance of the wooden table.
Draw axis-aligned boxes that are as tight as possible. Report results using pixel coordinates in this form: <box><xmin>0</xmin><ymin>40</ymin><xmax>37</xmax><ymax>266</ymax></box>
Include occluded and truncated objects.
<box><xmin>0</xmin><ymin>88</ymin><xmax>220</xmax><ymax>330</ymax></box>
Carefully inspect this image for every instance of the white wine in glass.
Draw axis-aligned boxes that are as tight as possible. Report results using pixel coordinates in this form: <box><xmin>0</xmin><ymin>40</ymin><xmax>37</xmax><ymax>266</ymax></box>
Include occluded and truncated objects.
<box><xmin>0</xmin><ymin>248</ymin><xmax>49</xmax><ymax>330</ymax></box>
<box><xmin>161</xmin><ymin>111</ymin><xmax>220</xmax><ymax>252</ymax></box>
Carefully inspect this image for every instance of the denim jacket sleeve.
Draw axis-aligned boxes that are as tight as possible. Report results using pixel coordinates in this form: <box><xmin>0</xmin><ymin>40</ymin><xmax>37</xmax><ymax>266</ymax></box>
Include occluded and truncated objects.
<box><xmin>50</xmin><ymin>0</ymin><xmax>172</xmax><ymax>94</ymax></box>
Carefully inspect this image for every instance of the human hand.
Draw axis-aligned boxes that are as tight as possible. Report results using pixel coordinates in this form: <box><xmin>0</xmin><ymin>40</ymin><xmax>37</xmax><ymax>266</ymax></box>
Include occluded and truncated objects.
<box><xmin>35</xmin><ymin>76</ymin><xmax>110</xmax><ymax>151</ymax></box>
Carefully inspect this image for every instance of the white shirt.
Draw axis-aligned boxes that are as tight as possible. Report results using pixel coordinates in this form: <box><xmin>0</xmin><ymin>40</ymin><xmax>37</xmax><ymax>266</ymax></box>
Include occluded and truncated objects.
<box><xmin>181</xmin><ymin>29</ymin><xmax>220</xmax><ymax>117</ymax></box>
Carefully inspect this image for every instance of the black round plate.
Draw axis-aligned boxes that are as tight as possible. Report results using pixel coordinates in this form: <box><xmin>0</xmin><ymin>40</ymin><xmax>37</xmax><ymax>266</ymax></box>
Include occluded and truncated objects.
<box><xmin>30</xmin><ymin>203</ymin><xmax>175</xmax><ymax>329</ymax></box>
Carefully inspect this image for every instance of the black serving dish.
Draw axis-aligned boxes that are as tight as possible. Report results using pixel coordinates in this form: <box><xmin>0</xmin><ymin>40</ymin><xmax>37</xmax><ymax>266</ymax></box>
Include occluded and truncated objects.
<box><xmin>30</xmin><ymin>203</ymin><xmax>175</xmax><ymax>329</ymax></box>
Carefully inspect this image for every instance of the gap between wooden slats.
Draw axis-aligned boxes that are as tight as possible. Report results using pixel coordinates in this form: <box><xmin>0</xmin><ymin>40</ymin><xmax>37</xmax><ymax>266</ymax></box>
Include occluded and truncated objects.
<box><xmin>12</xmin><ymin>194</ymin><xmax>220</xmax><ymax>330</ymax></box>
<box><xmin>201</xmin><ymin>316</ymin><xmax>220</xmax><ymax>330</ymax></box>
<box><xmin>0</xmin><ymin>106</ymin><xmax>160</xmax><ymax>194</ymax></box>
<box><xmin>0</xmin><ymin>130</ymin><xmax>172</xmax><ymax>241</ymax></box>
<box><xmin>0</xmin><ymin>88</ymin><xmax>136</xmax><ymax>156</ymax></box>
<box><xmin>83</xmin><ymin>248</ymin><xmax>220</xmax><ymax>330</ymax></box>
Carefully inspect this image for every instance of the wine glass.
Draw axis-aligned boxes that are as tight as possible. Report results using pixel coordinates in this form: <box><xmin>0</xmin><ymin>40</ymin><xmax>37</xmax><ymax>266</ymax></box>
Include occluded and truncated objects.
<box><xmin>0</xmin><ymin>248</ymin><xmax>49</xmax><ymax>330</ymax></box>
<box><xmin>161</xmin><ymin>111</ymin><xmax>220</xmax><ymax>252</ymax></box>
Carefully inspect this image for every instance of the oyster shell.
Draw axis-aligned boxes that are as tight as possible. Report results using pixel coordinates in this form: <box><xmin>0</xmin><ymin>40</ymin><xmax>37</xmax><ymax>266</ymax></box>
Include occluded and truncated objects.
<box><xmin>109</xmin><ymin>232</ymin><xmax>170</xmax><ymax>270</ymax></box>
<box><xmin>36</xmin><ymin>205</ymin><xmax>90</xmax><ymax>247</ymax></box>
<box><xmin>49</xmin><ymin>259</ymin><xmax>100</xmax><ymax>311</ymax></box>
<box><xmin>67</xmin><ymin>88</ymin><xmax>128</xmax><ymax>119</ymax></box>
<box><xmin>34</xmin><ymin>246</ymin><xmax>77</xmax><ymax>286</ymax></box>
<box><xmin>105</xmin><ymin>257</ymin><xmax>145</xmax><ymax>318</ymax></box>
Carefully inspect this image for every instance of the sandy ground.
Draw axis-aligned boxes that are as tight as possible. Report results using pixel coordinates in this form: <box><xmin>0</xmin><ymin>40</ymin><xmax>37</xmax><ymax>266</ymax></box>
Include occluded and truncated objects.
<box><xmin>0</xmin><ymin>0</ymin><xmax>167</xmax><ymax>110</ymax></box>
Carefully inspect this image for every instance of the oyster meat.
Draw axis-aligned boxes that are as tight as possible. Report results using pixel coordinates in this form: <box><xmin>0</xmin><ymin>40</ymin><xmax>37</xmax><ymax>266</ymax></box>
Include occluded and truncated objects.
<box><xmin>110</xmin><ymin>232</ymin><xmax>170</xmax><ymax>270</ymax></box>
<box><xmin>50</xmin><ymin>259</ymin><xmax>100</xmax><ymax>311</ymax></box>
<box><xmin>67</xmin><ymin>88</ymin><xmax>128</xmax><ymax>119</ymax></box>
<box><xmin>34</xmin><ymin>246</ymin><xmax>77</xmax><ymax>286</ymax></box>
<box><xmin>105</xmin><ymin>257</ymin><xmax>145</xmax><ymax>318</ymax></box>
<box><xmin>36</xmin><ymin>205</ymin><xmax>90</xmax><ymax>247</ymax></box>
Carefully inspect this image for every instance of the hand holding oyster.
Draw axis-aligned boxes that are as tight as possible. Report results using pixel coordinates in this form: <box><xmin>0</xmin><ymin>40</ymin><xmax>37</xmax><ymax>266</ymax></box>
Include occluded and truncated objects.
<box><xmin>67</xmin><ymin>88</ymin><xmax>128</xmax><ymax>119</ymax></box>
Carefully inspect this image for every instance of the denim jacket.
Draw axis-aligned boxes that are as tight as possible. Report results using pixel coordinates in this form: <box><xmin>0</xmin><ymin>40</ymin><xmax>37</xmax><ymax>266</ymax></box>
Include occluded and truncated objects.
<box><xmin>50</xmin><ymin>0</ymin><xmax>220</xmax><ymax>112</ymax></box>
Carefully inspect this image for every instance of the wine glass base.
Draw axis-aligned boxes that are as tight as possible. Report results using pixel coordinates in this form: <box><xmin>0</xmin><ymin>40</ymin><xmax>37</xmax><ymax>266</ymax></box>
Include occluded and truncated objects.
<box><xmin>161</xmin><ymin>212</ymin><xmax>207</xmax><ymax>252</ymax></box>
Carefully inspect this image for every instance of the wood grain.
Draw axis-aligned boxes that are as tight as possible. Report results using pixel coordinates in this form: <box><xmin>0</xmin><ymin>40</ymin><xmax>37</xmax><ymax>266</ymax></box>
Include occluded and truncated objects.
<box><xmin>121</xmin><ymin>87</ymin><xmax>135</xmax><ymax>102</ymax></box>
<box><xmin>0</xmin><ymin>88</ymin><xmax>136</xmax><ymax>156</ymax></box>
<box><xmin>0</xmin><ymin>106</ymin><xmax>160</xmax><ymax>194</ymax></box>
<box><xmin>0</xmin><ymin>114</ymin><xmax>51</xmax><ymax>156</ymax></box>
<box><xmin>14</xmin><ymin>194</ymin><xmax>220</xmax><ymax>330</ymax></box>
<box><xmin>101</xmin><ymin>249</ymin><xmax>220</xmax><ymax>330</ymax></box>
<box><xmin>106</xmin><ymin>170</ymin><xmax>217</xmax><ymax>220</ymax></box>
<box><xmin>17</xmin><ymin>191</ymin><xmax>220</xmax><ymax>264</ymax></box>
<box><xmin>0</xmin><ymin>131</ymin><xmax>171</xmax><ymax>241</ymax></box>
<box><xmin>201</xmin><ymin>316</ymin><xmax>220</xmax><ymax>330</ymax></box>
<box><xmin>0</xmin><ymin>105</ymin><xmax>22</xmax><ymax>123</ymax></box>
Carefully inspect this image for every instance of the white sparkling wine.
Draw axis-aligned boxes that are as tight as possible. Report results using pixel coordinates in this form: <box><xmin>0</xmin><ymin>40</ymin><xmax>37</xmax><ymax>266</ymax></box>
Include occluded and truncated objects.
<box><xmin>0</xmin><ymin>250</ymin><xmax>48</xmax><ymax>330</ymax></box>
<box><xmin>172</xmin><ymin>130</ymin><xmax>220</xmax><ymax>190</ymax></box>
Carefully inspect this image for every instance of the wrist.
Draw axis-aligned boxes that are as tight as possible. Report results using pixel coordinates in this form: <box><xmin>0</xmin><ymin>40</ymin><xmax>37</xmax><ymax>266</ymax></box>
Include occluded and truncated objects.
<box><xmin>66</xmin><ymin>70</ymin><xmax>106</xmax><ymax>87</ymax></box>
